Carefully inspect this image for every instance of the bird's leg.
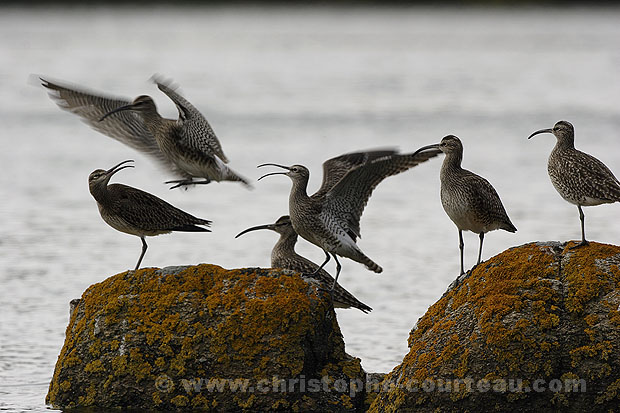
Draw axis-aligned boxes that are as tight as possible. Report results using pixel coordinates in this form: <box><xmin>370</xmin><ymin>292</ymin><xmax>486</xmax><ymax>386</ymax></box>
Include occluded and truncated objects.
<box><xmin>309</xmin><ymin>250</ymin><xmax>331</xmax><ymax>276</ymax></box>
<box><xmin>330</xmin><ymin>254</ymin><xmax>342</xmax><ymax>293</ymax></box>
<box><xmin>165</xmin><ymin>178</ymin><xmax>211</xmax><ymax>190</ymax></box>
<box><xmin>469</xmin><ymin>232</ymin><xmax>485</xmax><ymax>274</ymax></box>
<box><xmin>459</xmin><ymin>230</ymin><xmax>465</xmax><ymax>275</ymax></box>
<box><xmin>135</xmin><ymin>237</ymin><xmax>148</xmax><ymax>270</ymax></box>
<box><xmin>570</xmin><ymin>205</ymin><xmax>590</xmax><ymax>249</ymax></box>
<box><xmin>477</xmin><ymin>232</ymin><xmax>485</xmax><ymax>265</ymax></box>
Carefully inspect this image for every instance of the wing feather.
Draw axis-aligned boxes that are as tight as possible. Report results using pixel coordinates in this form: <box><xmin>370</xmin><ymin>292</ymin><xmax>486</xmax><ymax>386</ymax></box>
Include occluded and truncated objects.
<box><xmin>313</xmin><ymin>149</ymin><xmax>398</xmax><ymax>200</ymax></box>
<box><xmin>151</xmin><ymin>75</ymin><xmax>229</xmax><ymax>163</ymax></box>
<box><xmin>564</xmin><ymin>150</ymin><xmax>620</xmax><ymax>202</ymax></box>
<box><xmin>108</xmin><ymin>184</ymin><xmax>210</xmax><ymax>231</ymax></box>
<box><xmin>323</xmin><ymin>149</ymin><xmax>441</xmax><ymax>239</ymax></box>
<box><xmin>41</xmin><ymin>77</ymin><xmax>188</xmax><ymax>178</ymax></box>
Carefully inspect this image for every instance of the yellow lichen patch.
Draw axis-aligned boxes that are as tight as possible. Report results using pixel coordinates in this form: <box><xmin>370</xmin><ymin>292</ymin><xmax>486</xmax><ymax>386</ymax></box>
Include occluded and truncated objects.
<box><xmin>47</xmin><ymin>264</ymin><xmax>362</xmax><ymax>411</ymax></box>
<box><xmin>596</xmin><ymin>378</ymin><xmax>620</xmax><ymax>404</ymax></box>
<box><xmin>370</xmin><ymin>242</ymin><xmax>620</xmax><ymax>412</ymax></box>
<box><xmin>84</xmin><ymin>359</ymin><xmax>104</xmax><ymax>373</ymax></box>
<box><xmin>562</xmin><ymin>243</ymin><xmax>620</xmax><ymax>314</ymax></box>
<box><xmin>171</xmin><ymin>395</ymin><xmax>189</xmax><ymax>407</ymax></box>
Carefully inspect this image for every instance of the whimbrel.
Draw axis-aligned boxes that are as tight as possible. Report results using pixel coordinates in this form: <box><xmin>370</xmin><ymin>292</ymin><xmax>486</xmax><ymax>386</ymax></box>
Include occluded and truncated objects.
<box><xmin>528</xmin><ymin>120</ymin><xmax>620</xmax><ymax>247</ymax></box>
<box><xmin>88</xmin><ymin>160</ymin><xmax>211</xmax><ymax>270</ymax></box>
<box><xmin>236</xmin><ymin>215</ymin><xmax>372</xmax><ymax>313</ymax></box>
<box><xmin>41</xmin><ymin>76</ymin><xmax>250</xmax><ymax>189</ymax></box>
<box><xmin>257</xmin><ymin>148</ymin><xmax>441</xmax><ymax>287</ymax></box>
<box><xmin>414</xmin><ymin>136</ymin><xmax>517</xmax><ymax>274</ymax></box>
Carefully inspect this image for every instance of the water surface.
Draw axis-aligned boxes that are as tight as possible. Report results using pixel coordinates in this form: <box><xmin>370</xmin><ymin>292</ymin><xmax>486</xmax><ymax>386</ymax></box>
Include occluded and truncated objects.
<box><xmin>1</xmin><ymin>5</ymin><xmax>620</xmax><ymax>411</ymax></box>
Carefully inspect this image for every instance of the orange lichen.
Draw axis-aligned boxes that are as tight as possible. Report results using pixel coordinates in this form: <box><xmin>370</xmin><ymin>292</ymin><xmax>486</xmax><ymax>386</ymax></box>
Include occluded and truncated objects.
<box><xmin>47</xmin><ymin>264</ymin><xmax>364</xmax><ymax>411</ymax></box>
<box><xmin>370</xmin><ymin>242</ymin><xmax>620</xmax><ymax>412</ymax></box>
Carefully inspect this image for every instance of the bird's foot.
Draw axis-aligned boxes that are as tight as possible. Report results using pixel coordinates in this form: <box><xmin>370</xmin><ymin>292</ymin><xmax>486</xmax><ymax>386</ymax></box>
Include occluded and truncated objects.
<box><xmin>569</xmin><ymin>240</ymin><xmax>590</xmax><ymax>250</ymax></box>
<box><xmin>316</xmin><ymin>286</ymin><xmax>335</xmax><ymax>303</ymax></box>
<box><xmin>469</xmin><ymin>262</ymin><xmax>482</xmax><ymax>273</ymax></box>
<box><xmin>301</xmin><ymin>271</ymin><xmax>319</xmax><ymax>280</ymax></box>
<box><xmin>165</xmin><ymin>178</ymin><xmax>211</xmax><ymax>190</ymax></box>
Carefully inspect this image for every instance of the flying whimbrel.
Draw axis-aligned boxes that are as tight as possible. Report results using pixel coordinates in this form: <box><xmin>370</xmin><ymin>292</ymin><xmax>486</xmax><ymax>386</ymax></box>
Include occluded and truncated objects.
<box><xmin>413</xmin><ymin>136</ymin><xmax>517</xmax><ymax>275</ymax></box>
<box><xmin>528</xmin><ymin>120</ymin><xmax>620</xmax><ymax>247</ymax></box>
<box><xmin>88</xmin><ymin>160</ymin><xmax>211</xmax><ymax>270</ymax></box>
<box><xmin>257</xmin><ymin>148</ymin><xmax>441</xmax><ymax>287</ymax></box>
<box><xmin>235</xmin><ymin>215</ymin><xmax>372</xmax><ymax>313</ymax></box>
<box><xmin>41</xmin><ymin>76</ymin><xmax>250</xmax><ymax>189</ymax></box>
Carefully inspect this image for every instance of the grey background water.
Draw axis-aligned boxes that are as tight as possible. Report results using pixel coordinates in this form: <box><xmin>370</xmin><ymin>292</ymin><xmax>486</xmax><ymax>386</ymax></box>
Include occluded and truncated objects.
<box><xmin>1</xmin><ymin>5</ymin><xmax>619</xmax><ymax>411</ymax></box>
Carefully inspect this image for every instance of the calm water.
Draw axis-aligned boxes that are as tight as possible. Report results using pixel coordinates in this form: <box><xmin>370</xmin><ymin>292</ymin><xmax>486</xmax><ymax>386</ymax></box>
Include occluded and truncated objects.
<box><xmin>1</xmin><ymin>5</ymin><xmax>620</xmax><ymax>411</ymax></box>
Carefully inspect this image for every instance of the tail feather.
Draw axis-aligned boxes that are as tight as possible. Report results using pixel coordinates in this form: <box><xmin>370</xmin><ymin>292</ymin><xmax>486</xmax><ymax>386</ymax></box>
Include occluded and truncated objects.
<box><xmin>225</xmin><ymin>166</ymin><xmax>253</xmax><ymax>189</ymax></box>
<box><xmin>332</xmin><ymin>286</ymin><xmax>373</xmax><ymax>313</ymax></box>
<box><xmin>358</xmin><ymin>252</ymin><xmax>382</xmax><ymax>274</ymax></box>
<box><xmin>173</xmin><ymin>221</ymin><xmax>211</xmax><ymax>232</ymax></box>
<box><xmin>502</xmin><ymin>220</ymin><xmax>517</xmax><ymax>233</ymax></box>
<box><xmin>310</xmin><ymin>267</ymin><xmax>373</xmax><ymax>313</ymax></box>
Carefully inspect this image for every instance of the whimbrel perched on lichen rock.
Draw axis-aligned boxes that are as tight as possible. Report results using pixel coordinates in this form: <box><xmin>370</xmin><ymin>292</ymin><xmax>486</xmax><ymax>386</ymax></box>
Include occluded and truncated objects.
<box><xmin>236</xmin><ymin>215</ymin><xmax>372</xmax><ymax>313</ymax></box>
<box><xmin>257</xmin><ymin>148</ymin><xmax>441</xmax><ymax>287</ymax></box>
<box><xmin>528</xmin><ymin>120</ymin><xmax>620</xmax><ymax>248</ymax></box>
<box><xmin>41</xmin><ymin>76</ymin><xmax>250</xmax><ymax>189</ymax></box>
<box><xmin>88</xmin><ymin>160</ymin><xmax>211</xmax><ymax>270</ymax></box>
<box><xmin>414</xmin><ymin>136</ymin><xmax>516</xmax><ymax>275</ymax></box>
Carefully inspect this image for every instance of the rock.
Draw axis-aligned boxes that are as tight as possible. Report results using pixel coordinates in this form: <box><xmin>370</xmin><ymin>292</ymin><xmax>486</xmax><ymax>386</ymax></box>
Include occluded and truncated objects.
<box><xmin>370</xmin><ymin>241</ymin><xmax>620</xmax><ymax>412</ymax></box>
<box><xmin>46</xmin><ymin>265</ymin><xmax>367</xmax><ymax>411</ymax></box>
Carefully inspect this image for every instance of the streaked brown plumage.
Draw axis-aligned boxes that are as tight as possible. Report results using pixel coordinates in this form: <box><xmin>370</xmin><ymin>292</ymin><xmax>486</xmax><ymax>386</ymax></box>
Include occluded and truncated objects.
<box><xmin>42</xmin><ymin>76</ymin><xmax>250</xmax><ymax>189</ymax></box>
<box><xmin>88</xmin><ymin>160</ymin><xmax>211</xmax><ymax>270</ymax></box>
<box><xmin>257</xmin><ymin>148</ymin><xmax>441</xmax><ymax>288</ymax></box>
<box><xmin>236</xmin><ymin>215</ymin><xmax>372</xmax><ymax>313</ymax></box>
<box><xmin>528</xmin><ymin>120</ymin><xmax>620</xmax><ymax>247</ymax></box>
<box><xmin>414</xmin><ymin>135</ymin><xmax>516</xmax><ymax>274</ymax></box>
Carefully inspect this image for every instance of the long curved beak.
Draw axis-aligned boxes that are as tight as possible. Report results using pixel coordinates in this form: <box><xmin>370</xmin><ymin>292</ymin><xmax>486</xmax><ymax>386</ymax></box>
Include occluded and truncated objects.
<box><xmin>99</xmin><ymin>103</ymin><xmax>137</xmax><ymax>122</ymax></box>
<box><xmin>257</xmin><ymin>163</ymin><xmax>291</xmax><ymax>181</ymax></box>
<box><xmin>106</xmin><ymin>159</ymin><xmax>135</xmax><ymax>176</ymax></box>
<box><xmin>527</xmin><ymin>128</ymin><xmax>553</xmax><ymax>139</ymax></box>
<box><xmin>411</xmin><ymin>143</ymin><xmax>441</xmax><ymax>157</ymax></box>
<box><xmin>235</xmin><ymin>223</ymin><xmax>276</xmax><ymax>238</ymax></box>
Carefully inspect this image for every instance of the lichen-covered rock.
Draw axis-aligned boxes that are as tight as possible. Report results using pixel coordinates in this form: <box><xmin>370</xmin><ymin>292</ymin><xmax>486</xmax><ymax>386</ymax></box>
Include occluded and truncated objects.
<box><xmin>46</xmin><ymin>265</ymin><xmax>367</xmax><ymax>411</ymax></box>
<box><xmin>371</xmin><ymin>241</ymin><xmax>620</xmax><ymax>413</ymax></box>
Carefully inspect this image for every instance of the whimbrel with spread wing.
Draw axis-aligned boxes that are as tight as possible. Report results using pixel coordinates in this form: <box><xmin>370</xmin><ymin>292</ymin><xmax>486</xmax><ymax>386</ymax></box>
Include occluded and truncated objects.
<box><xmin>42</xmin><ymin>76</ymin><xmax>250</xmax><ymax>189</ymax></box>
<box><xmin>257</xmin><ymin>149</ymin><xmax>441</xmax><ymax>287</ymax></box>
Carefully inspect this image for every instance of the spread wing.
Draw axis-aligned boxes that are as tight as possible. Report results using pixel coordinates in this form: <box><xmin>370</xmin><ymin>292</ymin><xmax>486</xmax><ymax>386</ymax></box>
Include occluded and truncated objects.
<box><xmin>313</xmin><ymin>149</ymin><xmax>398</xmax><ymax>200</ymax></box>
<box><xmin>152</xmin><ymin>75</ymin><xmax>229</xmax><ymax>163</ymax></box>
<box><xmin>41</xmin><ymin>77</ymin><xmax>188</xmax><ymax>178</ymax></box>
<box><xmin>322</xmin><ymin>148</ymin><xmax>441</xmax><ymax>240</ymax></box>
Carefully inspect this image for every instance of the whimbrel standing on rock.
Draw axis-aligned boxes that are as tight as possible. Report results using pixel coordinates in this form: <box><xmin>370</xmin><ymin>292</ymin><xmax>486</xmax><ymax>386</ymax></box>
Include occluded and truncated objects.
<box><xmin>236</xmin><ymin>215</ymin><xmax>372</xmax><ymax>313</ymax></box>
<box><xmin>41</xmin><ymin>76</ymin><xmax>250</xmax><ymax>189</ymax></box>
<box><xmin>413</xmin><ymin>136</ymin><xmax>517</xmax><ymax>275</ymax></box>
<box><xmin>88</xmin><ymin>160</ymin><xmax>211</xmax><ymax>270</ymax></box>
<box><xmin>257</xmin><ymin>149</ymin><xmax>441</xmax><ymax>288</ymax></box>
<box><xmin>528</xmin><ymin>120</ymin><xmax>620</xmax><ymax>248</ymax></box>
